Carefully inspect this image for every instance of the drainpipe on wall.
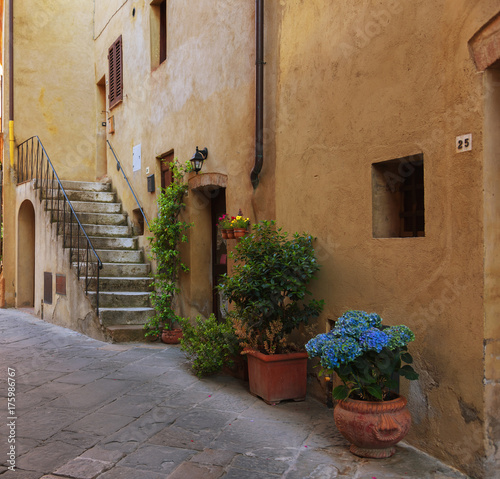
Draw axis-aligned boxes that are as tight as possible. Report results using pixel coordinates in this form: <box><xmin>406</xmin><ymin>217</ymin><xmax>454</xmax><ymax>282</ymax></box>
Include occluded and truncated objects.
<box><xmin>250</xmin><ymin>0</ymin><xmax>264</xmax><ymax>189</ymax></box>
<box><xmin>8</xmin><ymin>0</ymin><xmax>14</xmax><ymax>168</ymax></box>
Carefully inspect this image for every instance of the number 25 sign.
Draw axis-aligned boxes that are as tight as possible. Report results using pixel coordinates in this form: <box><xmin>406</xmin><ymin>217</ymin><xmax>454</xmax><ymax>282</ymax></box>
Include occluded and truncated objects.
<box><xmin>456</xmin><ymin>134</ymin><xmax>472</xmax><ymax>153</ymax></box>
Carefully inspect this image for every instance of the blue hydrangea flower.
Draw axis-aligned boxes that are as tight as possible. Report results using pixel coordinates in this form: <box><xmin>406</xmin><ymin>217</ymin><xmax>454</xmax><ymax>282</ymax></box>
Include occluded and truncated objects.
<box><xmin>333</xmin><ymin>310</ymin><xmax>383</xmax><ymax>338</ymax></box>
<box><xmin>305</xmin><ymin>333</ymin><xmax>332</xmax><ymax>358</ymax></box>
<box><xmin>359</xmin><ymin>328</ymin><xmax>389</xmax><ymax>353</ymax></box>
<box><xmin>385</xmin><ymin>325</ymin><xmax>415</xmax><ymax>349</ymax></box>
<box><xmin>317</xmin><ymin>336</ymin><xmax>363</xmax><ymax>369</ymax></box>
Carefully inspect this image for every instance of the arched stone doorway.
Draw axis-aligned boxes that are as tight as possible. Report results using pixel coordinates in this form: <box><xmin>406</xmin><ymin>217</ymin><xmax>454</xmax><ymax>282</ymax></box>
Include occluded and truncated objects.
<box><xmin>17</xmin><ymin>200</ymin><xmax>35</xmax><ymax>307</ymax></box>
<box><xmin>189</xmin><ymin>173</ymin><xmax>228</xmax><ymax>319</ymax></box>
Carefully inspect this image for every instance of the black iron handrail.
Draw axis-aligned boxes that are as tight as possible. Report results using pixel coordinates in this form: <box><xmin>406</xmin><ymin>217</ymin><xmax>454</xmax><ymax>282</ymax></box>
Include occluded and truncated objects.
<box><xmin>107</xmin><ymin>140</ymin><xmax>150</xmax><ymax>229</ymax></box>
<box><xmin>17</xmin><ymin>136</ymin><xmax>103</xmax><ymax>316</ymax></box>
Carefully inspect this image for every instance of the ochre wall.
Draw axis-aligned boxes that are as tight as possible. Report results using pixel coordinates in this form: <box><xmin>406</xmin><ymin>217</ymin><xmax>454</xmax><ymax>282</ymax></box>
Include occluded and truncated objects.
<box><xmin>2</xmin><ymin>0</ymin><xmax>98</xmax><ymax>306</ymax></box>
<box><xmin>92</xmin><ymin>0</ymin><xmax>276</xmax><ymax>319</ymax></box>
<box><xmin>273</xmin><ymin>1</ymin><xmax>499</xmax><ymax>476</ymax></box>
<box><xmin>10</xmin><ymin>0</ymin><xmax>97</xmax><ymax>179</ymax></box>
<box><xmin>15</xmin><ymin>183</ymin><xmax>105</xmax><ymax>340</ymax></box>
<box><xmin>2</xmin><ymin>1</ymin><xmax>499</xmax><ymax>476</ymax></box>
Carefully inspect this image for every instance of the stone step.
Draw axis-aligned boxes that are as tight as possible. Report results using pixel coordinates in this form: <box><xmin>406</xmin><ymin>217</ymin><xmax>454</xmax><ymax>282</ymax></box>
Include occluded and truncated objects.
<box><xmin>99</xmin><ymin>307</ymin><xmax>155</xmax><ymax>326</ymax></box>
<box><xmin>60</xmin><ymin>223</ymin><xmax>131</xmax><ymax>238</ymax></box>
<box><xmin>74</xmin><ymin>262</ymin><xmax>149</xmax><ymax>277</ymax></box>
<box><xmin>89</xmin><ymin>291</ymin><xmax>151</xmax><ymax>308</ymax></box>
<box><xmin>70</xmin><ymin>236</ymin><xmax>138</xmax><ymax>251</ymax></box>
<box><xmin>59</xmin><ymin>180</ymin><xmax>112</xmax><ymax>192</ymax></box>
<box><xmin>65</xmin><ymin>201</ymin><xmax>122</xmax><ymax>214</ymax></box>
<box><xmin>50</xmin><ymin>211</ymin><xmax>128</xmax><ymax>226</ymax></box>
<box><xmin>76</xmin><ymin>224</ymin><xmax>131</xmax><ymax>237</ymax></box>
<box><xmin>76</xmin><ymin>212</ymin><xmax>128</xmax><ymax>226</ymax></box>
<box><xmin>94</xmin><ymin>249</ymin><xmax>143</xmax><ymax>264</ymax></box>
<box><xmin>106</xmin><ymin>325</ymin><xmax>150</xmax><ymax>343</ymax></box>
<box><xmin>43</xmin><ymin>199</ymin><xmax>122</xmax><ymax>215</ymax></box>
<box><xmin>98</xmin><ymin>277</ymin><xmax>152</xmax><ymax>292</ymax></box>
<box><xmin>43</xmin><ymin>189</ymin><xmax>117</xmax><ymax>203</ymax></box>
<box><xmin>99</xmin><ymin>262</ymin><xmax>150</xmax><ymax>277</ymax></box>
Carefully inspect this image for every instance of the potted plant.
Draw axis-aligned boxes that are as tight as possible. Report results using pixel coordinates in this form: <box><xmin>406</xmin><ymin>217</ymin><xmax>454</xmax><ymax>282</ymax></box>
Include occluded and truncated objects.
<box><xmin>144</xmin><ymin>159</ymin><xmax>193</xmax><ymax>343</ymax></box>
<box><xmin>306</xmin><ymin>310</ymin><xmax>419</xmax><ymax>458</ymax></box>
<box><xmin>218</xmin><ymin>220</ymin><xmax>324</xmax><ymax>404</ymax></box>
<box><xmin>218</xmin><ymin>214</ymin><xmax>234</xmax><ymax>239</ymax></box>
<box><xmin>178</xmin><ymin>314</ymin><xmax>241</xmax><ymax>377</ymax></box>
<box><xmin>230</xmin><ymin>214</ymin><xmax>250</xmax><ymax>238</ymax></box>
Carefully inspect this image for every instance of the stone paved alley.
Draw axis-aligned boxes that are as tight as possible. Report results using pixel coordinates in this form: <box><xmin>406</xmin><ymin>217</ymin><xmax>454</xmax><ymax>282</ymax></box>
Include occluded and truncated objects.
<box><xmin>0</xmin><ymin>310</ymin><xmax>471</xmax><ymax>478</ymax></box>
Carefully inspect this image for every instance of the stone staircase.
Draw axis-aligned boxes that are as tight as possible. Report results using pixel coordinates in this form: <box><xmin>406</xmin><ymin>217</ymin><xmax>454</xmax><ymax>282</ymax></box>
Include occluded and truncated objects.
<box><xmin>43</xmin><ymin>180</ymin><xmax>154</xmax><ymax>342</ymax></box>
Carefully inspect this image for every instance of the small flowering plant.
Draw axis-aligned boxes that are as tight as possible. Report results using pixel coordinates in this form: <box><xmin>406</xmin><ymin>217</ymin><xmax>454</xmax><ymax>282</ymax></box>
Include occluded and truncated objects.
<box><xmin>306</xmin><ymin>310</ymin><xmax>418</xmax><ymax>401</ymax></box>
<box><xmin>231</xmin><ymin>215</ymin><xmax>250</xmax><ymax>229</ymax></box>
<box><xmin>218</xmin><ymin>214</ymin><xmax>234</xmax><ymax>229</ymax></box>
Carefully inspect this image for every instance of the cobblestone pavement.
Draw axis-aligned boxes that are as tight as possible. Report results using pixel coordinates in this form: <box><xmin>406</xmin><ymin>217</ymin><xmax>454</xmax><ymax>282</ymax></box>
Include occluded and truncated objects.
<box><xmin>0</xmin><ymin>309</ymin><xmax>470</xmax><ymax>479</ymax></box>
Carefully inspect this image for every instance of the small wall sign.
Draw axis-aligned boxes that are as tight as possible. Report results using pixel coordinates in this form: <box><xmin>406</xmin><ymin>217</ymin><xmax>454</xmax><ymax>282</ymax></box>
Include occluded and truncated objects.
<box><xmin>456</xmin><ymin>134</ymin><xmax>472</xmax><ymax>153</ymax></box>
<box><xmin>133</xmin><ymin>144</ymin><xmax>142</xmax><ymax>171</ymax></box>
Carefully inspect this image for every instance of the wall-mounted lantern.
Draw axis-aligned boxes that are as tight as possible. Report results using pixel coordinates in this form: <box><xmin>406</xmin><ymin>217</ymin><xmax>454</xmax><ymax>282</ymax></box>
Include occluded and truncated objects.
<box><xmin>190</xmin><ymin>146</ymin><xmax>208</xmax><ymax>174</ymax></box>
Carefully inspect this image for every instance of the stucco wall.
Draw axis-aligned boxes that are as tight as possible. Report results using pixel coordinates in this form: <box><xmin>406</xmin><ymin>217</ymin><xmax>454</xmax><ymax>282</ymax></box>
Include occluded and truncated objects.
<box><xmin>272</xmin><ymin>1</ymin><xmax>499</xmax><ymax>476</ymax></box>
<box><xmin>2</xmin><ymin>0</ymin><xmax>98</xmax><ymax>306</ymax></box>
<box><xmin>15</xmin><ymin>182</ymin><xmax>105</xmax><ymax>341</ymax></box>
<box><xmin>8</xmin><ymin>0</ymin><xmax>97</xmax><ymax>179</ymax></box>
<box><xmin>2</xmin><ymin>1</ymin><xmax>499</xmax><ymax>476</ymax></box>
<box><xmin>92</xmin><ymin>0</ymin><xmax>269</xmax><ymax>319</ymax></box>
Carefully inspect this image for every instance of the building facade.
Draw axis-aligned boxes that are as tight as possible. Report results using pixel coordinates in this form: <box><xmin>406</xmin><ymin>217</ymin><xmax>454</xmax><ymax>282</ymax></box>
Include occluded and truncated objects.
<box><xmin>1</xmin><ymin>1</ymin><xmax>499</xmax><ymax>477</ymax></box>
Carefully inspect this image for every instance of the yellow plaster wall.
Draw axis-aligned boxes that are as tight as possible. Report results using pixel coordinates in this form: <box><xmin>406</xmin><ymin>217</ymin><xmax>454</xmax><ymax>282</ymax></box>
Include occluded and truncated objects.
<box><xmin>2</xmin><ymin>0</ymin><xmax>98</xmax><ymax>307</ymax></box>
<box><xmin>10</xmin><ymin>0</ymin><xmax>97</xmax><ymax>179</ymax></box>
<box><xmin>2</xmin><ymin>0</ymin><xmax>498</xmax><ymax>475</ymax></box>
<box><xmin>92</xmin><ymin>0</ymin><xmax>271</xmax><ymax>318</ymax></box>
<box><xmin>15</xmin><ymin>183</ymin><xmax>105</xmax><ymax>340</ymax></box>
<box><xmin>273</xmin><ymin>0</ymin><xmax>499</xmax><ymax>476</ymax></box>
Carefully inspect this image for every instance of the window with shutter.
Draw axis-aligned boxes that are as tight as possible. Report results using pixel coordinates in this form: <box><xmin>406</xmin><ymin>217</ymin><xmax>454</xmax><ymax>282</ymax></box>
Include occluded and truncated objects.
<box><xmin>108</xmin><ymin>35</ymin><xmax>123</xmax><ymax>109</ymax></box>
<box><xmin>150</xmin><ymin>0</ymin><xmax>167</xmax><ymax>69</ymax></box>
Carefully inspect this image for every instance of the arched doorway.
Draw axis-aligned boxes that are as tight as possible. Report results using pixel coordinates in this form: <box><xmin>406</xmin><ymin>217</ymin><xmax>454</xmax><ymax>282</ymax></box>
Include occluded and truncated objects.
<box><xmin>189</xmin><ymin>173</ymin><xmax>228</xmax><ymax>319</ymax></box>
<box><xmin>17</xmin><ymin>200</ymin><xmax>35</xmax><ymax>307</ymax></box>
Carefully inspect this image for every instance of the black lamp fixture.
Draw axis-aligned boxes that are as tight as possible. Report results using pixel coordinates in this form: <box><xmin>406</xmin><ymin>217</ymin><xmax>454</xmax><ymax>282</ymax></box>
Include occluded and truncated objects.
<box><xmin>190</xmin><ymin>146</ymin><xmax>208</xmax><ymax>174</ymax></box>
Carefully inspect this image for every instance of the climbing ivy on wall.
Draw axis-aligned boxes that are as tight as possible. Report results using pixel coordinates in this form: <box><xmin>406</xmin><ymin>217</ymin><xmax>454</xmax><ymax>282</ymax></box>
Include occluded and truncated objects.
<box><xmin>144</xmin><ymin>159</ymin><xmax>193</xmax><ymax>337</ymax></box>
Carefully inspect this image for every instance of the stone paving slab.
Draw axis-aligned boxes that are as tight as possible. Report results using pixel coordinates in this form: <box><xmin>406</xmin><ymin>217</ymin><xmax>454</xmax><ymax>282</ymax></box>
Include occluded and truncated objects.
<box><xmin>0</xmin><ymin>310</ymin><xmax>472</xmax><ymax>478</ymax></box>
<box><xmin>54</xmin><ymin>457</ymin><xmax>113</xmax><ymax>479</ymax></box>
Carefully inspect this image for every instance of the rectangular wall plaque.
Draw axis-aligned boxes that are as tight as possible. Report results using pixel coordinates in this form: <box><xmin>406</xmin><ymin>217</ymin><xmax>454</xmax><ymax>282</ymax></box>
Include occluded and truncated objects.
<box><xmin>56</xmin><ymin>274</ymin><xmax>66</xmax><ymax>295</ymax></box>
<box><xmin>44</xmin><ymin>272</ymin><xmax>53</xmax><ymax>305</ymax></box>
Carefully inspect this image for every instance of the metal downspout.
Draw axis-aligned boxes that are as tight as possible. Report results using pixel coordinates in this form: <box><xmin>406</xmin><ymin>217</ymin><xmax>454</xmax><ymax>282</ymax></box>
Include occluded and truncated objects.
<box><xmin>9</xmin><ymin>0</ymin><xmax>14</xmax><ymax>168</ymax></box>
<box><xmin>250</xmin><ymin>0</ymin><xmax>264</xmax><ymax>189</ymax></box>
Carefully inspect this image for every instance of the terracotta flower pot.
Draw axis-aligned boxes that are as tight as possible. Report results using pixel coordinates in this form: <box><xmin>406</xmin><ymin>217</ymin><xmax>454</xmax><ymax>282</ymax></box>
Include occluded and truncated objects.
<box><xmin>246</xmin><ymin>350</ymin><xmax>308</xmax><ymax>404</ymax></box>
<box><xmin>233</xmin><ymin>228</ymin><xmax>248</xmax><ymax>238</ymax></box>
<box><xmin>226</xmin><ymin>229</ymin><xmax>235</xmax><ymax>239</ymax></box>
<box><xmin>222</xmin><ymin>354</ymin><xmax>249</xmax><ymax>381</ymax></box>
<box><xmin>333</xmin><ymin>395</ymin><xmax>411</xmax><ymax>458</ymax></box>
<box><xmin>161</xmin><ymin>328</ymin><xmax>183</xmax><ymax>344</ymax></box>
<box><xmin>221</xmin><ymin>229</ymin><xmax>228</xmax><ymax>239</ymax></box>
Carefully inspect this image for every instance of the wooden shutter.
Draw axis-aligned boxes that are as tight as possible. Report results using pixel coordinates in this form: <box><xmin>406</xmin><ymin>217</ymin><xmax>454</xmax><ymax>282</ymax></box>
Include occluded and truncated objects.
<box><xmin>108</xmin><ymin>35</ymin><xmax>123</xmax><ymax>109</ymax></box>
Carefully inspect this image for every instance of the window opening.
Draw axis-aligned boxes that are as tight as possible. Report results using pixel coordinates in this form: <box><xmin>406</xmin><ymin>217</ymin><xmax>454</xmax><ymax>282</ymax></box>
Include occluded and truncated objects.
<box><xmin>133</xmin><ymin>208</ymin><xmax>145</xmax><ymax>236</ymax></box>
<box><xmin>151</xmin><ymin>0</ymin><xmax>167</xmax><ymax>69</ymax></box>
<box><xmin>372</xmin><ymin>154</ymin><xmax>425</xmax><ymax>238</ymax></box>
<box><xmin>158</xmin><ymin>150</ymin><xmax>174</xmax><ymax>189</ymax></box>
<box><xmin>160</xmin><ymin>0</ymin><xmax>167</xmax><ymax>64</ymax></box>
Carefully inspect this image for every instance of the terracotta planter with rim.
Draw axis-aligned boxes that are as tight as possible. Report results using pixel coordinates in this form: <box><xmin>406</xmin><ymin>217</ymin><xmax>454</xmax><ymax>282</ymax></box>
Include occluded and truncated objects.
<box><xmin>246</xmin><ymin>350</ymin><xmax>308</xmax><ymax>404</ymax></box>
<box><xmin>221</xmin><ymin>229</ymin><xmax>228</xmax><ymax>239</ymax></box>
<box><xmin>233</xmin><ymin>228</ymin><xmax>248</xmax><ymax>238</ymax></box>
<box><xmin>161</xmin><ymin>328</ymin><xmax>183</xmax><ymax>344</ymax></box>
<box><xmin>226</xmin><ymin>229</ymin><xmax>235</xmax><ymax>239</ymax></box>
<box><xmin>333</xmin><ymin>395</ymin><xmax>411</xmax><ymax>458</ymax></box>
